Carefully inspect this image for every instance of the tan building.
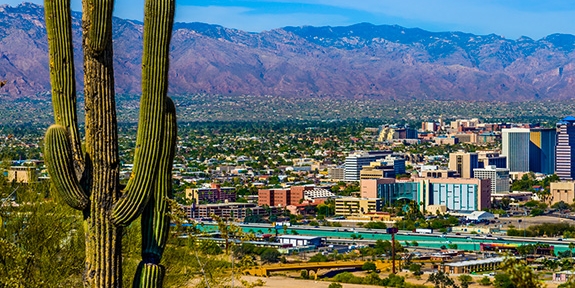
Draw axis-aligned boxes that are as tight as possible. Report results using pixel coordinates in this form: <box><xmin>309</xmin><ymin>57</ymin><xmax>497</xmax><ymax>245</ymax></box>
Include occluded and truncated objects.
<box><xmin>360</xmin><ymin>178</ymin><xmax>396</xmax><ymax>198</ymax></box>
<box><xmin>453</xmin><ymin>133</ymin><xmax>478</xmax><ymax>144</ymax></box>
<box><xmin>448</xmin><ymin>152</ymin><xmax>479</xmax><ymax>178</ymax></box>
<box><xmin>444</xmin><ymin>257</ymin><xmax>505</xmax><ymax>274</ymax></box>
<box><xmin>420</xmin><ymin>169</ymin><xmax>458</xmax><ymax>179</ymax></box>
<box><xmin>346</xmin><ymin>212</ymin><xmax>403</xmax><ymax>223</ymax></box>
<box><xmin>327</xmin><ymin>167</ymin><xmax>345</xmax><ymax>180</ymax></box>
<box><xmin>335</xmin><ymin>197</ymin><xmax>382</xmax><ymax>216</ymax></box>
<box><xmin>434</xmin><ymin>136</ymin><xmax>458</xmax><ymax>145</ymax></box>
<box><xmin>549</xmin><ymin>181</ymin><xmax>575</xmax><ymax>205</ymax></box>
<box><xmin>360</xmin><ymin>166</ymin><xmax>387</xmax><ymax>180</ymax></box>
<box><xmin>450</xmin><ymin>118</ymin><xmax>480</xmax><ymax>132</ymax></box>
<box><xmin>7</xmin><ymin>166</ymin><xmax>37</xmax><ymax>184</ymax></box>
<box><xmin>426</xmin><ymin>205</ymin><xmax>447</xmax><ymax>215</ymax></box>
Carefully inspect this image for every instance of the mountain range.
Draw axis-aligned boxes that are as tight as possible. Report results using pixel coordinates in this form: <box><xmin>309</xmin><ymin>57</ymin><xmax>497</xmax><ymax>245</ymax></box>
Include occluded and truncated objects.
<box><xmin>2</xmin><ymin>3</ymin><xmax>575</xmax><ymax>101</ymax></box>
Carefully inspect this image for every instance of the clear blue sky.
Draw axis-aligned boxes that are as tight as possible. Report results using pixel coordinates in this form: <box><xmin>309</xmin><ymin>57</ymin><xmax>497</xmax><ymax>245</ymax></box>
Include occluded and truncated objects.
<box><xmin>8</xmin><ymin>0</ymin><xmax>575</xmax><ymax>39</ymax></box>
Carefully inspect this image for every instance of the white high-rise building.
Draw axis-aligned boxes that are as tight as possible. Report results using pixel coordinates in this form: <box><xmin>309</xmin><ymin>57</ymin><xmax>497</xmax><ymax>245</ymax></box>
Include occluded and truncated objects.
<box><xmin>474</xmin><ymin>165</ymin><xmax>510</xmax><ymax>194</ymax></box>
<box><xmin>344</xmin><ymin>151</ymin><xmax>392</xmax><ymax>181</ymax></box>
<box><xmin>501</xmin><ymin>128</ymin><xmax>530</xmax><ymax>172</ymax></box>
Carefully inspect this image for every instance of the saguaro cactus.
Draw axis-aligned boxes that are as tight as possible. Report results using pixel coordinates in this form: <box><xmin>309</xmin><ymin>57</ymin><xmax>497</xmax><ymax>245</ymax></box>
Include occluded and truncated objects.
<box><xmin>43</xmin><ymin>0</ymin><xmax>176</xmax><ymax>287</ymax></box>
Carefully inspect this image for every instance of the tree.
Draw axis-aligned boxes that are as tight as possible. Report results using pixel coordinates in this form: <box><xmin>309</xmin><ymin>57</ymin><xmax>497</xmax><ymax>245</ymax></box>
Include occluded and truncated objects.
<box><xmin>309</xmin><ymin>253</ymin><xmax>329</xmax><ymax>263</ymax></box>
<box><xmin>409</xmin><ymin>263</ymin><xmax>422</xmax><ymax>276</ymax></box>
<box><xmin>260</xmin><ymin>249</ymin><xmax>281</xmax><ymax>264</ymax></box>
<box><xmin>499</xmin><ymin>257</ymin><xmax>544</xmax><ymax>288</ymax></box>
<box><xmin>493</xmin><ymin>273</ymin><xmax>514</xmax><ymax>288</ymax></box>
<box><xmin>478</xmin><ymin>277</ymin><xmax>492</xmax><ymax>286</ymax></box>
<box><xmin>362</xmin><ymin>262</ymin><xmax>377</xmax><ymax>272</ymax></box>
<box><xmin>427</xmin><ymin>271</ymin><xmax>459</xmax><ymax>288</ymax></box>
<box><xmin>458</xmin><ymin>274</ymin><xmax>473</xmax><ymax>288</ymax></box>
<box><xmin>328</xmin><ymin>283</ymin><xmax>343</xmax><ymax>288</ymax></box>
<box><xmin>43</xmin><ymin>0</ymin><xmax>176</xmax><ymax>287</ymax></box>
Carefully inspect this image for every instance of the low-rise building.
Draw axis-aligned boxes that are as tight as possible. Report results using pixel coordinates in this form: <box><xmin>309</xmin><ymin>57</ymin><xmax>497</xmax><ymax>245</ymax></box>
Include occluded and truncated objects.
<box><xmin>345</xmin><ymin>212</ymin><xmax>403</xmax><ymax>223</ymax></box>
<box><xmin>549</xmin><ymin>181</ymin><xmax>575</xmax><ymax>205</ymax></box>
<box><xmin>553</xmin><ymin>271</ymin><xmax>575</xmax><ymax>283</ymax></box>
<box><xmin>277</xmin><ymin>235</ymin><xmax>323</xmax><ymax>247</ymax></box>
<box><xmin>184</xmin><ymin>202</ymin><xmax>280</xmax><ymax>220</ymax></box>
<box><xmin>303</xmin><ymin>188</ymin><xmax>335</xmax><ymax>200</ymax></box>
<box><xmin>443</xmin><ymin>257</ymin><xmax>506</xmax><ymax>274</ymax></box>
<box><xmin>335</xmin><ymin>197</ymin><xmax>382</xmax><ymax>216</ymax></box>
<box><xmin>185</xmin><ymin>183</ymin><xmax>236</xmax><ymax>204</ymax></box>
<box><xmin>7</xmin><ymin>166</ymin><xmax>37</xmax><ymax>183</ymax></box>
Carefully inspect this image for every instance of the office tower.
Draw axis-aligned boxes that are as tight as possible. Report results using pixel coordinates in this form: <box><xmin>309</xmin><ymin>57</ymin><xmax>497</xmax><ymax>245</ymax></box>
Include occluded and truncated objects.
<box><xmin>556</xmin><ymin>116</ymin><xmax>575</xmax><ymax>180</ymax></box>
<box><xmin>477</xmin><ymin>151</ymin><xmax>507</xmax><ymax>169</ymax></box>
<box><xmin>344</xmin><ymin>151</ymin><xmax>392</xmax><ymax>180</ymax></box>
<box><xmin>529</xmin><ymin>128</ymin><xmax>557</xmax><ymax>174</ymax></box>
<box><xmin>474</xmin><ymin>165</ymin><xmax>510</xmax><ymax>194</ymax></box>
<box><xmin>501</xmin><ymin>128</ymin><xmax>530</xmax><ymax>172</ymax></box>
<box><xmin>448</xmin><ymin>151</ymin><xmax>479</xmax><ymax>178</ymax></box>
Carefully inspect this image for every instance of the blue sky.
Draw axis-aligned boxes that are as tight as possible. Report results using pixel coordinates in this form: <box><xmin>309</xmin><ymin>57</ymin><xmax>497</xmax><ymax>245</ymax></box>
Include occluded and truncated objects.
<box><xmin>7</xmin><ymin>0</ymin><xmax>575</xmax><ymax>39</ymax></box>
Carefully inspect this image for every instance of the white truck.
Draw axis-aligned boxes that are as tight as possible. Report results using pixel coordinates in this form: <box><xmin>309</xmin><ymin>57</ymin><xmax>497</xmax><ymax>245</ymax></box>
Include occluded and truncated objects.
<box><xmin>414</xmin><ymin>228</ymin><xmax>433</xmax><ymax>234</ymax></box>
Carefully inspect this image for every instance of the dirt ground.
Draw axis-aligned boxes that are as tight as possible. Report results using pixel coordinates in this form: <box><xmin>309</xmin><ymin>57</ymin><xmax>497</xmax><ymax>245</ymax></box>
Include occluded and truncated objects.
<box><xmin>239</xmin><ymin>271</ymin><xmax>562</xmax><ymax>288</ymax></box>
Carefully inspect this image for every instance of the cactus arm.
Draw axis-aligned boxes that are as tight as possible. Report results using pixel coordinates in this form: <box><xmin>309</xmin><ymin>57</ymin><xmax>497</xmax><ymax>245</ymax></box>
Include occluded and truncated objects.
<box><xmin>141</xmin><ymin>97</ymin><xmax>177</xmax><ymax>263</ymax></box>
<box><xmin>44</xmin><ymin>125</ymin><xmax>89</xmax><ymax>210</ymax></box>
<box><xmin>44</xmin><ymin>0</ymin><xmax>84</xmax><ymax>177</ymax></box>
<box><xmin>111</xmin><ymin>0</ymin><xmax>175</xmax><ymax>227</ymax></box>
<box><xmin>134</xmin><ymin>97</ymin><xmax>177</xmax><ymax>288</ymax></box>
<box><xmin>85</xmin><ymin>0</ymin><xmax>114</xmax><ymax>53</ymax></box>
<box><xmin>133</xmin><ymin>263</ymin><xmax>165</xmax><ymax>288</ymax></box>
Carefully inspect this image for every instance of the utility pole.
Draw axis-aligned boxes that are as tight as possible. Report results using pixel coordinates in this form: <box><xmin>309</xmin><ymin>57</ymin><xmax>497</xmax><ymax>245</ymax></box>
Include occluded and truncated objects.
<box><xmin>387</xmin><ymin>227</ymin><xmax>399</xmax><ymax>274</ymax></box>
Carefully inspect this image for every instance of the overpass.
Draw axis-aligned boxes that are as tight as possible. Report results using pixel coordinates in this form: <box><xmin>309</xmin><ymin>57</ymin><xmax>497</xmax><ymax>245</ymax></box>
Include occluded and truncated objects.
<box><xmin>243</xmin><ymin>260</ymin><xmax>397</xmax><ymax>279</ymax></box>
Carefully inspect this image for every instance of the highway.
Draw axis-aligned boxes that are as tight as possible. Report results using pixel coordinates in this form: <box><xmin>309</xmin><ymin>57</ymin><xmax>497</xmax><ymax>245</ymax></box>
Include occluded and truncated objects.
<box><xmin>200</xmin><ymin>222</ymin><xmax>573</xmax><ymax>253</ymax></box>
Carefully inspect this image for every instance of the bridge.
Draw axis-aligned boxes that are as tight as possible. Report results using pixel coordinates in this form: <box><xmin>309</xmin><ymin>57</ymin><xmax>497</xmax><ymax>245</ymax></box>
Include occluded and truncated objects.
<box><xmin>243</xmin><ymin>260</ymin><xmax>397</xmax><ymax>279</ymax></box>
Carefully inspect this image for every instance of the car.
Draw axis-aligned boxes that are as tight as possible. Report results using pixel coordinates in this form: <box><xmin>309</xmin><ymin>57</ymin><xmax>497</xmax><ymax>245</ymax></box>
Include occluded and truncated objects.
<box><xmin>558</xmin><ymin>238</ymin><xmax>563</xmax><ymax>241</ymax></box>
<box><xmin>455</xmin><ymin>233</ymin><xmax>461</xmax><ymax>235</ymax></box>
<box><xmin>497</xmin><ymin>237</ymin><xmax>504</xmax><ymax>240</ymax></box>
<box><xmin>486</xmin><ymin>234</ymin><xmax>493</xmax><ymax>237</ymax></box>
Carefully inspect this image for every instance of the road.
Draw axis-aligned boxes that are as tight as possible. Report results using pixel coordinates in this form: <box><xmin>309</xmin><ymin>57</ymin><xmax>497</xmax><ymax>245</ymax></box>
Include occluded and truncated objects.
<box><xmin>199</xmin><ymin>222</ymin><xmax>573</xmax><ymax>253</ymax></box>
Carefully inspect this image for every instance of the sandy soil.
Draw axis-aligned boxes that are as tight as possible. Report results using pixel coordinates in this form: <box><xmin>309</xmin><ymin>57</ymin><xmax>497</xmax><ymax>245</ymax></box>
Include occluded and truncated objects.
<box><xmin>238</xmin><ymin>271</ymin><xmax>563</xmax><ymax>288</ymax></box>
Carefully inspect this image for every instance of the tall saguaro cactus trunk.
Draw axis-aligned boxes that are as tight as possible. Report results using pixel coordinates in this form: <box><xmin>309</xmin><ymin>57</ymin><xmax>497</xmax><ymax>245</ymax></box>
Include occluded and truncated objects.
<box><xmin>43</xmin><ymin>0</ymin><xmax>176</xmax><ymax>287</ymax></box>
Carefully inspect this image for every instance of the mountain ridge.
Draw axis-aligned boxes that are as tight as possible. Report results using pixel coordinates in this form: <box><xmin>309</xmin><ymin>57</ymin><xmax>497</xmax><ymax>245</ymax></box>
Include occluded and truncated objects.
<box><xmin>1</xmin><ymin>3</ymin><xmax>575</xmax><ymax>101</ymax></box>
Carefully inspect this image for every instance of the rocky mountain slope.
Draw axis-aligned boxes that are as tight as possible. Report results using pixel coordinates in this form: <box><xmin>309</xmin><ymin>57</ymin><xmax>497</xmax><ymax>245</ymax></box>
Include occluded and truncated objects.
<box><xmin>1</xmin><ymin>3</ymin><xmax>575</xmax><ymax>101</ymax></box>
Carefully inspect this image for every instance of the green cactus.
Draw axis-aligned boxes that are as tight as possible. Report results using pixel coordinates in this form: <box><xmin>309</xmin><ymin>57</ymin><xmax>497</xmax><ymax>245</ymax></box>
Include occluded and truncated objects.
<box><xmin>43</xmin><ymin>0</ymin><xmax>176</xmax><ymax>287</ymax></box>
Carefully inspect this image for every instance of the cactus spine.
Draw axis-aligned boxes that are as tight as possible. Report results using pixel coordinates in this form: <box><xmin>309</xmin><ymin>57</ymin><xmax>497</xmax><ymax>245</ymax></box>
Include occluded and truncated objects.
<box><xmin>43</xmin><ymin>0</ymin><xmax>176</xmax><ymax>287</ymax></box>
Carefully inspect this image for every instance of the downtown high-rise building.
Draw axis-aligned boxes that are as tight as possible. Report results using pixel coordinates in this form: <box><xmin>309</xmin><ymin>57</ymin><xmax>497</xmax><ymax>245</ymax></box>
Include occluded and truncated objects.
<box><xmin>344</xmin><ymin>151</ymin><xmax>392</xmax><ymax>180</ymax></box>
<box><xmin>556</xmin><ymin>116</ymin><xmax>575</xmax><ymax>180</ymax></box>
<box><xmin>529</xmin><ymin>128</ymin><xmax>557</xmax><ymax>175</ymax></box>
<box><xmin>448</xmin><ymin>151</ymin><xmax>479</xmax><ymax>178</ymax></box>
<box><xmin>474</xmin><ymin>165</ymin><xmax>510</xmax><ymax>194</ymax></box>
<box><xmin>501</xmin><ymin>128</ymin><xmax>530</xmax><ymax>172</ymax></box>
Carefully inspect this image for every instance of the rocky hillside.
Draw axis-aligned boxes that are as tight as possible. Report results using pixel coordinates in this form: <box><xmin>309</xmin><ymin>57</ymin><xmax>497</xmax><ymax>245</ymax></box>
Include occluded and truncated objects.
<box><xmin>2</xmin><ymin>3</ymin><xmax>575</xmax><ymax>101</ymax></box>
